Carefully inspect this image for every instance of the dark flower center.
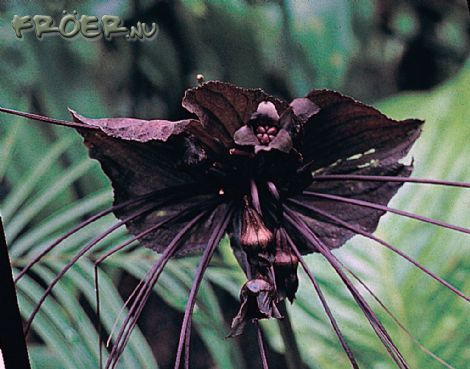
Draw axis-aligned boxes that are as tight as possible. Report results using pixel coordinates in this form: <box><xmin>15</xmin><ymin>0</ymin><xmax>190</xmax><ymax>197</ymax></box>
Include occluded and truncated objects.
<box><xmin>255</xmin><ymin>124</ymin><xmax>278</xmax><ymax>144</ymax></box>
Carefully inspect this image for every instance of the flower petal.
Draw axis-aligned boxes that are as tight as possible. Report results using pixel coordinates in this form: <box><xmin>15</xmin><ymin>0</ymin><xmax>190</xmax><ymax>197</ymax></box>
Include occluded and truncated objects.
<box><xmin>233</xmin><ymin>125</ymin><xmax>260</xmax><ymax>146</ymax></box>
<box><xmin>182</xmin><ymin>81</ymin><xmax>288</xmax><ymax>149</ymax></box>
<box><xmin>70</xmin><ymin>110</ymin><xmax>222</xmax><ymax>255</ymax></box>
<box><xmin>301</xmin><ymin>90</ymin><xmax>423</xmax><ymax>171</ymax></box>
<box><xmin>289</xmin><ymin>98</ymin><xmax>320</xmax><ymax>124</ymax></box>
<box><xmin>69</xmin><ymin>109</ymin><xmax>197</xmax><ymax>143</ymax></box>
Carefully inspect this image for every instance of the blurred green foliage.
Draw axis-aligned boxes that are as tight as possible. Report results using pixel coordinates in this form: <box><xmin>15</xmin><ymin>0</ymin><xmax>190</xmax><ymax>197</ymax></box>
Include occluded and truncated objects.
<box><xmin>0</xmin><ymin>0</ymin><xmax>468</xmax><ymax>368</ymax></box>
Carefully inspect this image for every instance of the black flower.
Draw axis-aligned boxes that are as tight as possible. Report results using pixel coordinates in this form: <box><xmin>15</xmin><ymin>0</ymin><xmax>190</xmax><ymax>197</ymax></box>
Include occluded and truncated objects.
<box><xmin>1</xmin><ymin>81</ymin><xmax>468</xmax><ymax>369</ymax></box>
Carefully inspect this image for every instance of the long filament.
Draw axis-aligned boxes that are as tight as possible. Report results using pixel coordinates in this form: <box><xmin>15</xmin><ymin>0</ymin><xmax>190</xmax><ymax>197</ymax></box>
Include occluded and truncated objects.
<box><xmin>284</xmin><ymin>230</ymin><xmax>359</xmax><ymax>368</ymax></box>
<box><xmin>287</xmin><ymin>198</ymin><xmax>469</xmax><ymax>302</ymax></box>
<box><xmin>106</xmin><ymin>206</ymin><xmax>219</xmax><ymax>369</ymax></box>
<box><xmin>173</xmin><ymin>204</ymin><xmax>234</xmax><ymax>369</ymax></box>
<box><xmin>25</xmin><ymin>202</ymin><xmax>159</xmax><ymax>334</ymax></box>
<box><xmin>15</xmin><ymin>195</ymin><xmax>147</xmax><ymax>283</ymax></box>
<box><xmin>0</xmin><ymin>106</ymin><xmax>97</xmax><ymax>130</ymax></box>
<box><xmin>310</xmin><ymin>174</ymin><xmax>470</xmax><ymax>188</ymax></box>
<box><xmin>341</xmin><ymin>263</ymin><xmax>456</xmax><ymax>369</ymax></box>
<box><xmin>303</xmin><ymin>191</ymin><xmax>470</xmax><ymax>235</ymax></box>
<box><xmin>15</xmin><ymin>185</ymin><xmax>195</xmax><ymax>283</ymax></box>
<box><xmin>284</xmin><ymin>208</ymin><xmax>409</xmax><ymax>368</ymax></box>
<box><xmin>95</xmin><ymin>198</ymin><xmax>216</xmax><ymax>368</ymax></box>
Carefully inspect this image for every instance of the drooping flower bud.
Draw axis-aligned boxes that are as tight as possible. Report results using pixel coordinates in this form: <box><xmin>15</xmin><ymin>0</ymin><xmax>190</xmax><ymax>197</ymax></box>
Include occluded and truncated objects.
<box><xmin>274</xmin><ymin>249</ymin><xmax>299</xmax><ymax>268</ymax></box>
<box><xmin>273</xmin><ymin>230</ymin><xmax>299</xmax><ymax>302</ymax></box>
<box><xmin>240</xmin><ymin>197</ymin><xmax>273</xmax><ymax>250</ymax></box>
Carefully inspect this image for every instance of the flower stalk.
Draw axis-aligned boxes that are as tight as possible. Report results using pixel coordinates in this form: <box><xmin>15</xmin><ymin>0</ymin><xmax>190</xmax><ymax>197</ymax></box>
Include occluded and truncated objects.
<box><xmin>0</xmin><ymin>217</ymin><xmax>31</xmax><ymax>369</ymax></box>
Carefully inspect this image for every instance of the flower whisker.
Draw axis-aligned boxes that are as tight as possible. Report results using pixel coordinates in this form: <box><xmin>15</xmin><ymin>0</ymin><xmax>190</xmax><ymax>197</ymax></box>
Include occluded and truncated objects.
<box><xmin>14</xmin><ymin>184</ymin><xmax>197</xmax><ymax>284</ymax></box>
<box><xmin>303</xmin><ymin>191</ymin><xmax>470</xmax><ymax>235</ymax></box>
<box><xmin>24</xmin><ymin>201</ymin><xmax>162</xmax><ymax>335</ymax></box>
<box><xmin>284</xmin><ymin>208</ymin><xmax>409</xmax><ymax>368</ymax></box>
<box><xmin>94</xmin><ymin>198</ymin><xmax>219</xmax><ymax>369</ymax></box>
<box><xmin>106</xmin><ymin>252</ymin><xmax>174</xmax><ymax>369</ymax></box>
<box><xmin>311</xmin><ymin>174</ymin><xmax>470</xmax><ymax>188</ymax></box>
<box><xmin>341</xmin><ymin>261</ymin><xmax>456</xmax><ymax>369</ymax></box>
<box><xmin>287</xmin><ymin>198</ymin><xmax>469</xmax><ymax>301</ymax></box>
<box><xmin>284</xmin><ymin>229</ymin><xmax>359</xmax><ymax>369</ymax></box>
<box><xmin>106</xmin><ymin>205</ymin><xmax>221</xmax><ymax>369</ymax></box>
<box><xmin>174</xmin><ymin>203</ymin><xmax>234</xmax><ymax>369</ymax></box>
<box><xmin>0</xmin><ymin>106</ymin><xmax>98</xmax><ymax>130</ymax></box>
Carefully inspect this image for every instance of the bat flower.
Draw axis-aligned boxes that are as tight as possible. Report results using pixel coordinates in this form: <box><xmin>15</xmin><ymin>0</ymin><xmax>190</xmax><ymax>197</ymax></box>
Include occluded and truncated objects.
<box><xmin>1</xmin><ymin>81</ymin><xmax>469</xmax><ymax>369</ymax></box>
